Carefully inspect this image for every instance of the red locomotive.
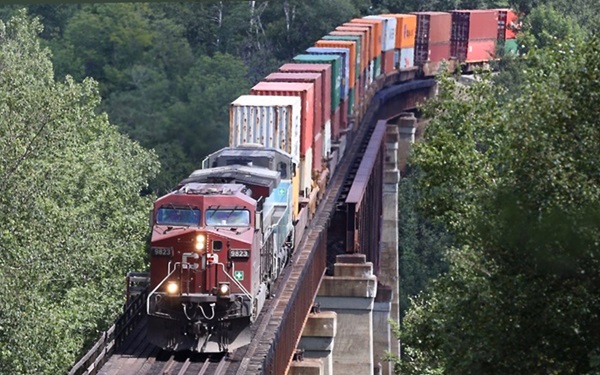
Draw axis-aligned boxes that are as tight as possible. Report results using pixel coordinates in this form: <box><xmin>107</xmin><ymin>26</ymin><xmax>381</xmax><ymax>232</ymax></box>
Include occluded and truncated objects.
<box><xmin>147</xmin><ymin>146</ymin><xmax>297</xmax><ymax>352</ymax></box>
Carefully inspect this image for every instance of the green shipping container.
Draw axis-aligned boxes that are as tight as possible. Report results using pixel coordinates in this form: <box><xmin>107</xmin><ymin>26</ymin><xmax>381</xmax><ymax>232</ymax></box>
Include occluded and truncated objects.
<box><xmin>504</xmin><ymin>39</ymin><xmax>518</xmax><ymax>55</ymax></box>
<box><xmin>322</xmin><ymin>35</ymin><xmax>361</xmax><ymax>82</ymax></box>
<box><xmin>293</xmin><ymin>54</ymin><xmax>342</xmax><ymax>110</ymax></box>
<box><xmin>374</xmin><ymin>55</ymin><xmax>381</xmax><ymax>78</ymax></box>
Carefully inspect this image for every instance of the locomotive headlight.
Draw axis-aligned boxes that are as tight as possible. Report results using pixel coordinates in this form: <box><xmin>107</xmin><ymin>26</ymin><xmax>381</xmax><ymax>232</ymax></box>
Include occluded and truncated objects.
<box><xmin>166</xmin><ymin>281</ymin><xmax>179</xmax><ymax>295</ymax></box>
<box><xmin>217</xmin><ymin>282</ymin><xmax>230</xmax><ymax>298</ymax></box>
<box><xmin>195</xmin><ymin>234</ymin><xmax>206</xmax><ymax>251</ymax></box>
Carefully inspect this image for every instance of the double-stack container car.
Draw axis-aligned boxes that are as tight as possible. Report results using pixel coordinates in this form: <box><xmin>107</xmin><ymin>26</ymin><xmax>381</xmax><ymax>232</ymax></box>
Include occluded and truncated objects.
<box><xmin>451</xmin><ymin>9</ymin><xmax>499</xmax><ymax>64</ymax></box>
<box><xmin>145</xmin><ymin>7</ymin><xmax>519</xmax><ymax>354</ymax></box>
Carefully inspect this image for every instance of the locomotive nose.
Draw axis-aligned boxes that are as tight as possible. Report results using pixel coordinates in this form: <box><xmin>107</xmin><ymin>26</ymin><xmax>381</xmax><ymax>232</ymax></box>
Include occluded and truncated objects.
<box><xmin>195</xmin><ymin>233</ymin><xmax>206</xmax><ymax>252</ymax></box>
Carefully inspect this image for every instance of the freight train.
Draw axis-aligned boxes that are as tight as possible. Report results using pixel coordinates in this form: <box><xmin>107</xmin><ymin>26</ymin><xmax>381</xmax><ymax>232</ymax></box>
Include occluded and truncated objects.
<box><xmin>145</xmin><ymin>8</ymin><xmax>518</xmax><ymax>352</ymax></box>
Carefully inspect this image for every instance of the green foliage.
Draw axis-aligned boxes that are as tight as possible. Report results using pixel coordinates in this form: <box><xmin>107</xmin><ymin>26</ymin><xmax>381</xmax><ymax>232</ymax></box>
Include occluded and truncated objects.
<box><xmin>518</xmin><ymin>4</ymin><xmax>586</xmax><ymax>52</ymax></box>
<box><xmin>396</xmin><ymin>36</ymin><xmax>600</xmax><ymax>375</ymax></box>
<box><xmin>263</xmin><ymin>0</ymin><xmax>362</xmax><ymax>60</ymax></box>
<box><xmin>0</xmin><ymin>11</ymin><xmax>158</xmax><ymax>374</ymax></box>
<box><xmin>398</xmin><ymin>168</ymin><xmax>450</xmax><ymax>318</ymax></box>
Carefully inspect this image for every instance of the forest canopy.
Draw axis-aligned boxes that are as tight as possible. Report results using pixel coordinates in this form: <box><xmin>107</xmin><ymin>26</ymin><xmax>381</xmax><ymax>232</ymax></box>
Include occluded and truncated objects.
<box><xmin>0</xmin><ymin>10</ymin><xmax>158</xmax><ymax>374</ymax></box>
<box><xmin>395</xmin><ymin>7</ymin><xmax>600</xmax><ymax>375</ymax></box>
<box><xmin>0</xmin><ymin>0</ymin><xmax>598</xmax><ymax>374</ymax></box>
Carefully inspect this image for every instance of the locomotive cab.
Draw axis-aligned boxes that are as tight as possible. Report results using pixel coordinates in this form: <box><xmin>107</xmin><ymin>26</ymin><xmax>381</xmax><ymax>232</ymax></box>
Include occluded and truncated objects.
<box><xmin>147</xmin><ymin>149</ymin><xmax>296</xmax><ymax>353</ymax></box>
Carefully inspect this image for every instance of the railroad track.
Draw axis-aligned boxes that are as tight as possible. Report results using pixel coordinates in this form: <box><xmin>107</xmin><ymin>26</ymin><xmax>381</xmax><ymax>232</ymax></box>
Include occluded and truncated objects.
<box><xmin>93</xmin><ymin>311</ymin><xmax>231</xmax><ymax>375</ymax></box>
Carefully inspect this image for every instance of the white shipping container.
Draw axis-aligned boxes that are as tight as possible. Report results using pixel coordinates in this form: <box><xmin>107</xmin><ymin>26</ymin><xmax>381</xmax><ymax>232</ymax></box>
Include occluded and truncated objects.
<box><xmin>300</xmin><ymin>148</ymin><xmax>313</xmax><ymax>197</ymax></box>
<box><xmin>400</xmin><ymin>47</ymin><xmax>414</xmax><ymax>69</ymax></box>
<box><xmin>364</xmin><ymin>15</ymin><xmax>397</xmax><ymax>52</ymax></box>
<box><xmin>323</xmin><ymin>119</ymin><xmax>331</xmax><ymax>160</ymax></box>
<box><xmin>230</xmin><ymin>95</ymin><xmax>302</xmax><ymax>162</ymax></box>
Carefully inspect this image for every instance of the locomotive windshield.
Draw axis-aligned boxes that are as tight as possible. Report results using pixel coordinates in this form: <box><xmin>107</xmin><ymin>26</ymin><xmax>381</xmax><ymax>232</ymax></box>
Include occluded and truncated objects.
<box><xmin>206</xmin><ymin>209</ymin><xmax>250</xmax><ymax>227</ymax></box>
<box><xmin>156</xmin><ymin>207</ymin><xmax>201</xmax><ymax>226</ymax></box>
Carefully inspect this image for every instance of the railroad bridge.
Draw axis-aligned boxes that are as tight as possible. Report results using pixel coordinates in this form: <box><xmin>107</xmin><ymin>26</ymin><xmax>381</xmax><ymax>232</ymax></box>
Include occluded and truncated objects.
<box><xmin>70</xmin><ymin>72</ymin><xmax>436</xmax><ymax>375</ymax></box>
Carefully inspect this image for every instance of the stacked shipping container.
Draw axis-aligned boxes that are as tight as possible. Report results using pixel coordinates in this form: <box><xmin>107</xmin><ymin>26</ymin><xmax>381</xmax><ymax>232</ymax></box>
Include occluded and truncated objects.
<box><xmin>228</xmin><ymin>8</ymin><xmax>520</xmax><ymax>203</ymax></box>
<box><xmin>322</xmin><ymin>34</ymin><xmax>363</xmax><ymax>114</ymax></box>
<box><xmin>450</xmin><ymin>9</ymin><xmax>498</xmax><ymax>63</ymax></box>
<box><xmin>497</xmin><ymin>8</ymin><xmax>519</xmax><ymax>55</ymax></box>
<box><xmin>263</xmin><ymin>72</ymin><xmax>327</xmax><ymax>175</ymax></box>
<box><xmin>337</xmin><ymin>25</ymin><xmax>372</xmax><ymax>86</ymax></box>
<box><xmin>364</xmin><ymin>15</ymin><xmax>397</xmax><ymax>74</ymax></box>
<box><xmin>412</xmin><ymin>12</ymin><xmax>452</xmax><ymax>75</ymax></box>
<box><xmin>379</xmin><ymin>14</ymin><xmax>417</xmax><ymax>70</ymax></box>
<box><xmin>290</xmin><ymin>55</ymin><xmax>343</xmax><ymax>140</ymax></box>
<box><xmin>313</xmin><ymin>40</ymin><xmax>358</xmax><ymax>126</ymax></box>
<box><xmin>250</xmin><ymin>81</ymin><xmax>315</xmax><ymax>196</ymax></box>
<box><xmin>305</xmin><ymin>47</ymin><xmax>351</xmax><ymax>134</ymax></box>
<box><xmin>229</xmin><ymin>95</ymin><xmax>303</xmax><ymax>209</ymax></box>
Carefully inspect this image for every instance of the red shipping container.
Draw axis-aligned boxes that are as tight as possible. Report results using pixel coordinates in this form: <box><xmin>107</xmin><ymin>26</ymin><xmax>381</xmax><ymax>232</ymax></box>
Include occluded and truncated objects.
<box><xmin>381</xmin><ymin>49</ymin><xmax>395</xmax><ymax>74</ymax></box>
<box><xmin>415</xmin><ymin>42</ymin><xmax>450</xmax><ymax>64</ymax></box>
<box><xmin>264</xmin><ymin>72</ymin><xmax>323</xmax><ymax>139</ymax></box>
<box><xmin>412</xmin><ymin>12</ymin><xmax>452</xmax><ymax>44</ymax></box>
<box><xmin>278</xmin><ymin>63</ymin><xmax>331</xmax><ymax>126</ymax></box>
<box><xmin>496</xmin><ymin>9</ymin><xmax>518</xmax><ymax>40</ymax></box>
<box><xmin>452</xmin><ymin>39</ymin><xmax>496</xmax><ymax>62</ymax></box>
<box><xmin>313</xmin><ymin>131</ymin><xmax>323</xmax><ymax>174</ymax></box>
<box><xmin>452</xmin><ymin>10</ymin><xmax>498</xmax><ymax>41</ymax></box>
<box><xmin>250</xmin><ymin>81</ymin><xmax>314</xmax><ymax>156</ymax></box>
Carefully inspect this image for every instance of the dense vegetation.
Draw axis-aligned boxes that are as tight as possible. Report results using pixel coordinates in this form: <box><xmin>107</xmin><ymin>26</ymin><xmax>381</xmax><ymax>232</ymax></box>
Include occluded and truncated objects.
<box><xmin>0</xmin><ymin>0</ymin><xmax>598</xmax><ymax>374</ymax></box>
<box><xmin>393</xmin><ymin>1</ymin><xmax>600</xmax><ymax>373</ymax></box>
<box><xmin>0</xmin><ymin>11</ymin><xmax>158</xmax><ymax>373</ymax></box>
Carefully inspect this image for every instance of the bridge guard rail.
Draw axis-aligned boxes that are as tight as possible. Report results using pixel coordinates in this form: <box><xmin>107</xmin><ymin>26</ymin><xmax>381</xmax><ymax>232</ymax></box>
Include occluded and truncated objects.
<box><xmin>69</xmin><ymin>287</ymin><xmax>148</xmax><ymax>375</ymax></box>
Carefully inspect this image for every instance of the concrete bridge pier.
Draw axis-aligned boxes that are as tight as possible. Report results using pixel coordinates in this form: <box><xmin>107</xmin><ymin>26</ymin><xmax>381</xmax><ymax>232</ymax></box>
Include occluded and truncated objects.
<box><xmin>292</xmin><ymin>311</ymin><xmax>337</xmax><ymax>375</ymax></box>
<box><xmin>316</xmin><ymin>254</ymin><xmax>378</xmax><ymax>375</ymax></box>
<box><xmin>372</xmin><ymin>285</ymin><xmax>393</xmax><ymax>375</ymax></box>
<box><xmin>397</xmin><ymin>112</ymin><xmax>417</xmax><ymax>174</ymax></box>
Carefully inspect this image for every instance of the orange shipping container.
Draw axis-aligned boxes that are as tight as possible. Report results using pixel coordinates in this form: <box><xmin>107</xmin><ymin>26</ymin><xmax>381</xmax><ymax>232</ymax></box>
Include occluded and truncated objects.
<box><xmin>351</xmin><ymin>18</ymin><xmax>383</xmax><ymax>57</ymax></box>
<box><xmin>250</xmin><ymin>81</ymin><xmax>315</xmax><ymax>156</ymax></box>
<box><xmin>379</xmin><ymin>14</ymin><xmax>417</xmax><ymax>49</ymax></box>
<box><xmin>329</xmin><ymin>30</ymin><xmax>367</xmax><ymax>73</ymax></box>
<box><xmin>342</xmin><ymin>23</ymin><xmax>374</xmax><ymax>61</ymax></box>
<box><xmin>315</xmin><ymin>40</ymin><xmax>357</xmax><ymax>89</ymax></box>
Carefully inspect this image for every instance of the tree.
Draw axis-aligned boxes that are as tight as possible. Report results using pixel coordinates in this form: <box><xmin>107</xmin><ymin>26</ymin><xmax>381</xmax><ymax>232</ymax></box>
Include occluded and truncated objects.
<box><xmin>395</xmin><ymin>34</ymin><xmax>600</xmax><ymax>374</ymax></box>
<box><xmin>397</xmin><ymin>168</ymin><xmax>450</xmax><ymax>319</ymax></box>
<box><xmin>0</xmin><ymin>11</ymin><xmax>159</xmax><ymax>374</ymax></box>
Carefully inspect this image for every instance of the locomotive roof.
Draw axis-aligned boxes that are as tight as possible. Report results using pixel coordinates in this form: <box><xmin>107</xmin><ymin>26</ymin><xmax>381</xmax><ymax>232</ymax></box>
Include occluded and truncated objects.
<box><xmin>180</xmin><ymin>164</ymin><xmax>281</xmax><ymax>190</ymax></box>
<box><xmin>175</xmin><ymin>182</ymin><xmax>246</xmax><ymax>195</ymax></box>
